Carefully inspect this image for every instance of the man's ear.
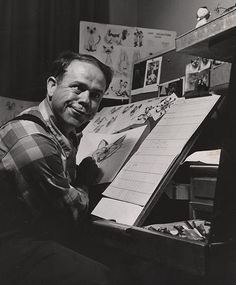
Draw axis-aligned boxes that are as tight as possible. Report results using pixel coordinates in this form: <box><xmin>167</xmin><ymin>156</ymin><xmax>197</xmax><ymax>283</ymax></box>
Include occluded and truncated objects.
<box><xmin>47</xmin><ymin>77</ymin><xmax>57</xmax><ymax>100</ymax></box>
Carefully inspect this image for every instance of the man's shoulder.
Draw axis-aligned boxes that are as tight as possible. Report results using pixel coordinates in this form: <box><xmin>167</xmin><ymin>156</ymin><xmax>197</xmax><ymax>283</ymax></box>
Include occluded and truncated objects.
<box><xmin>0</xmin><ymin>107</ymin><xmax>52</xmax><ymax>150</ymax></box>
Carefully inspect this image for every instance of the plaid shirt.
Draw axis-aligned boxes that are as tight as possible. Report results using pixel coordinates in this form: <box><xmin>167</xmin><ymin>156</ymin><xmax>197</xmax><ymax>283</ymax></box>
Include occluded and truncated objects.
<box><xmin>0</xmin><ymin>98</ymin><xmax>88</xmax><ymax>232</ymax></box>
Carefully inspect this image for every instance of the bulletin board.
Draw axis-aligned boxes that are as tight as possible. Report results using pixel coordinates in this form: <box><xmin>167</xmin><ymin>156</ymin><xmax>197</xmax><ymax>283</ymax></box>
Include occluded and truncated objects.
<box><xmin>130</xmin><ymin>48</ymin><xmax>195</xmax><ymax>102</ymax></box>
<box><xmin>79</xmin><ymin>21</ymin><xmax>176</xmax><ymax>101</ymax></box>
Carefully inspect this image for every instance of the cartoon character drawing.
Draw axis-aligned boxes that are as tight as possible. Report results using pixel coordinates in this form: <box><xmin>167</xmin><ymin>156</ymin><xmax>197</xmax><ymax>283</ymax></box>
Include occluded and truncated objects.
<box><xmin>130</xmin><ymin>104</ymin><xmax>142</xmax><ymax>116</ymax></box>
<box><xmin>92</xmin><ymin>134</ymin><xmax>126</xmax><ymax>163</ymax></box>
<box><xmin>110</xmin><ymin>105</ymin><xmax>123</xmax><ymax>114</ymax></box>
<box><xmin>93</xmin><ymin>124</ymin><xmax>105</xmax><ymax>133</ymax></box>
<box><xmin>6</xmin><ymin>101</ymin><xmax>16</xmax><ymax>110</ymax></box>
<box><xmin>137</xmin><ymin>105</ymin><xmax>154</xmax><ymax>121</ymax></box>
<box><xmin>84</xmin><ymin>26</ymin><xmax>101</xmax><ymax>52</ymax></box>
<box><xmin>154</xmin><ymin>96</ymin><xmax>177</xmax><ymax>117</ymax></box>
<box><xmin>117</xmin><ymin>49</ymin><xmax>130</xmax><ymax>76</ymax></box>
<box><xmin>106</xmin><ymin>115</ymin><xmax>118</xmax><ymax>127</ymax></box>
<box><xmin>94</xmin><ymin>116</ymin><xmax>107</xmax><ymax>125</ymax></box>
<box><xmin>104</xmin><ymin>29</ymin><xmax>130</xmax><ymax>45</ymax></box>
<box><xmin>111</xmin><ymin>79</ymin><xmax>129</xmax><ymax>98</ymax></box>
<box><xmin>103</xmin><ymin>45</ymin><xmax>114</xmax><ymax>66</ymax></box>
<box><xmin>133</xmin><ymin>29</ymin><xmax>144</xmax><ymax>47</ymax></box>
<box><xmin>122</xmin><ymin>104</ymin><xmax>134</xmax><ymax>114</ymax></box>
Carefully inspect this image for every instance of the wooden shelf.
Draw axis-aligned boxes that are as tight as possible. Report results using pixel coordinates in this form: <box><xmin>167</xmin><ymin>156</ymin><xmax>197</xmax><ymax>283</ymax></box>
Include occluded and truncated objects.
<box><xmin>176</xmin><ymin>8</ymin><xmax>236</xmax><ymax>62</ymax></box>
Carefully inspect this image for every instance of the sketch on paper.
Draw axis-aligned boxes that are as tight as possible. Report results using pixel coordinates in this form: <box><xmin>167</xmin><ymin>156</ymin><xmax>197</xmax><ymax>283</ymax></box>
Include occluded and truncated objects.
<box><xmin>83</xmin><ymin>94</ymin><xmax>177</xmax><ymax>135</ymax></box>
<box><xmin>92</xmin><ymin>135</ymin><xmax>126</xmax><ymax>163</ymax></box>
<box><xmin>76</xmin><ymin>126</ymin><xmax>146</xmax><ymax>183</ymax></box>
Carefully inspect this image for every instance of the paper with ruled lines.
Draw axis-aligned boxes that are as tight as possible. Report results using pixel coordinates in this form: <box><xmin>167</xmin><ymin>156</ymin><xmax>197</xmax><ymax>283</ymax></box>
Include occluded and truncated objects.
<box><xmin>92</xmin><ymin>95</ymin><xmax>221</xmax><ymax>225</ymax></box>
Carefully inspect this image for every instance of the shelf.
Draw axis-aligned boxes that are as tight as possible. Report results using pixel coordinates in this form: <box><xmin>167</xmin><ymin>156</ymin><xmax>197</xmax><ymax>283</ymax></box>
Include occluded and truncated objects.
<box><xmin>176</xmin><ymin>8</ymin><xmax>236</xmax><ymax>62</ymax></box>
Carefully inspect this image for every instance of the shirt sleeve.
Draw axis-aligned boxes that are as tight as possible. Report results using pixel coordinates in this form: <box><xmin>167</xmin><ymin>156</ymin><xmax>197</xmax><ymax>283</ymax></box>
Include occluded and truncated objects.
<box><xmin>8</xmin><ymin>133</ymin><xmax>89</xmax><ymax>223</ymax></box>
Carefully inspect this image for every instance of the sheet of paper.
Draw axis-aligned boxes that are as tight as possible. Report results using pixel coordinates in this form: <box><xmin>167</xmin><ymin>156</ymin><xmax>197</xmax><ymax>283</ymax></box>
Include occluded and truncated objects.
<box><xmin>83</xmin><ymin>95</ymin><xmax>178</xmax><ymax>134</ymax></box>
<box><xmin>103</xmin><ymin>95</ymin><xmax>220</xmax><ymax>206</ymax></box>
<box><xmin>76</xmin><ymin>126</ymin><xmax>146</xmax><ymax>183</ymax></box>
<box><xmin>185</xmin><ymin>149</ymin><xmax>221</xmax><ymax>165</ymax></box>
<box><xmin>91</xmin><ymin>197</ymin><xmax>143</xmax><ymax>226</ymax></box>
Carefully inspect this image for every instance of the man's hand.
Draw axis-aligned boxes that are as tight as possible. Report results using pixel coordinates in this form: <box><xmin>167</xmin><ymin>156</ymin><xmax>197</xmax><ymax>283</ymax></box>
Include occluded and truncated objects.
<box><xmin>76</xmin><ymin>157</ymin><xmax>103</xmax><ymax>189</ymax></box>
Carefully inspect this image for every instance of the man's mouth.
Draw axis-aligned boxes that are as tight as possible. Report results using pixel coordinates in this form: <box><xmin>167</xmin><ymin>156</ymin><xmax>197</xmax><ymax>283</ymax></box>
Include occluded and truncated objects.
<box><xmin>70</xmin><ymin>104</ymin><xmax>88</xmax><ymax>116</ymax></box>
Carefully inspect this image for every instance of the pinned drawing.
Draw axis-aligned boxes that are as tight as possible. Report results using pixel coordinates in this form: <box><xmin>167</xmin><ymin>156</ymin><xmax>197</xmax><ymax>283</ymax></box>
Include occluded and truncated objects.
<box><xmin>159</xmin><ymin>77</ymin><xmax>184</xmax><ymax>97</ymax></box>
<box><xmin>103</xmin><ymin>44</ymin><xmax>114</xmax><ymax>66</ymax></box>
<box><xmin>84</xmin><ymin>26</ymin><xmax>101</xmax><ymax>52</ymax></box>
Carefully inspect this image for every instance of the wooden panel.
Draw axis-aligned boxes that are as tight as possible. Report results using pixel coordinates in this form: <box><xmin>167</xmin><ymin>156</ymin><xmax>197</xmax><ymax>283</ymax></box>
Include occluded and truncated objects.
<box><xmin>91</xmin><ymin>219</ymin><xmax>208</xmax><ymax>276</ymax></box>
<box><xmin>176</xmin><ymin>9</ymin><xmax>236</xmax><ymax>62</ymax></box>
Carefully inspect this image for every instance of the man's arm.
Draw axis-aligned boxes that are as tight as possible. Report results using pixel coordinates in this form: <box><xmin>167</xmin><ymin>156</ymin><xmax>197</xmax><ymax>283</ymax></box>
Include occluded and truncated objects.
<box><xmin>9</xmin><ymin>133</ymin><xmax>89</xmax><ymax>223</ymax></box>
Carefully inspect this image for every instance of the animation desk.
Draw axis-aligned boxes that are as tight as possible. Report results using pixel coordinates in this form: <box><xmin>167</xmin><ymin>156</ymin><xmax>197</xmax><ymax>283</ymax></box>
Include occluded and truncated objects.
<box><xmin>89</xmin><ymin>9</ymin><xmax>236</xmax><ymax>281</ymax></box>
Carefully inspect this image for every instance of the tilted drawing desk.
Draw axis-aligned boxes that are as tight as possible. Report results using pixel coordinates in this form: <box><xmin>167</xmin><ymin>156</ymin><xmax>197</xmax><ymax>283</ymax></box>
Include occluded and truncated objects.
<box><xmin>88</xmin><ymin>9</ymin><xmax>236</xmax><ymax>280</ymax></box>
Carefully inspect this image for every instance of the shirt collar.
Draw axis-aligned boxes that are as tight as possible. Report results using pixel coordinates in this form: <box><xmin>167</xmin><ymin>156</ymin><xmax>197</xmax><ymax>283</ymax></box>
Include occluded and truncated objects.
<box><xmin>38</xmin><ymin>98</ymin><xmax>80</xmax><ymax>153</ymax></box>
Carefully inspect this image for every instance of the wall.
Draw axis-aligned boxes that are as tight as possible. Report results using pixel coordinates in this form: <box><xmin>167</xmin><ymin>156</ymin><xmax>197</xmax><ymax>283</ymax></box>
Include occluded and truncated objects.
<box><xmin>109</xmin><ymin>0</ymin><xmax>138</xmax><ymax>26</ymax></box>
<box><xmin>109</xmin><ymin>0</ymin><xmax>236</xmax><ymax>35</ymax></box>
<box><xmin>136</xmin><ymin>0</ymin><xmax>236</xmax><ymax>35</ymax></box>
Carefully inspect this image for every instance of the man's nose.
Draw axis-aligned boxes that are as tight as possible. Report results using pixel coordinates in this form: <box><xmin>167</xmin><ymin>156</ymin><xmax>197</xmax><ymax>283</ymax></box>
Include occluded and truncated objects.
<box><xmin>79</xmin><ymin>90</ymin><xmax>90</xmax><ymax>104</ymax></box>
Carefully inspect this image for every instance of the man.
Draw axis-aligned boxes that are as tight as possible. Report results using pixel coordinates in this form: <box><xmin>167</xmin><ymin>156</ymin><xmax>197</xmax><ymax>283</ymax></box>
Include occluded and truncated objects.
<box><xmin>0</xmin><ymin>51</ymin><xmax>113</xmax><ymax>285</ymax></box>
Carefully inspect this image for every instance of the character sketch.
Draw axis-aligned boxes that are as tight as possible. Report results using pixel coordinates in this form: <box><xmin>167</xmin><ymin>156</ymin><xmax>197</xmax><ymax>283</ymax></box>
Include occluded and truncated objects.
<box><xmin>130</xmin><ymin>104</ymin><xmax>142</xmax><ymax>116</ymax></box>
<box><xmin>122</xmin><ymin>104</ymin><xmax>134</xmax><ymax>114</ymax></box>
<box><xmin>103</xmin><ymin>45</ymin><xmax>114</xmax><ymax>66</ymax></box>
<box><xmin>93</xmin><ymin>124</ymin><xmax>105</xmax><ymax>133</ymax></box>
<box><xmin>111</xmin><ymin>79</ymin><xmax>129</xmax><ymax>98</ymax></box>
<box><xmin>117</xmin><ymin>49</ymin><xmax>130</xmax><ymax>76</ymax></box>
<box><xmin>137</xmin><ymin>105</ymin><xmax>154</xmax><ymax>121</ymax></box>
<box><xmin>104</xmin><ymin>29</ymin><xmax>130</xmax><ymax>45</ymax></box>
<box><xmin>110</xmin><ymin>105</ymin><xmax>123</xmax><ymax>114</ymax></box>
<box><xmin>84</xmin><ymin>26</ymin><xmax>101</xmax><ymax>52</ymax></box>
<box><xmin>106</xmin><ymin>115</ymin><xmax>118</xmax><ymax>127</ymax></box>
<box><xmin>94</xmin><ymin>116</ymin><xmax>107</xmax><ymax>125</ymax></box>
<box><xmin>6</xmin><ymin>101</ymin><xmax>16</xmax><ymax>110</ymax></box>
<box><xmin>154</xmin><ymin>96</ymin><xmax>176</xmax><ymax>116</ymax></box>
<box><xmin>92</xmin><ymin>134</ymin><xmax>126</xmax><ymax>163</ymax></box>
<box><xmin>133</xmin><ymin>29</ymin><xmax>144</xmax><ymax>47</ymax></box>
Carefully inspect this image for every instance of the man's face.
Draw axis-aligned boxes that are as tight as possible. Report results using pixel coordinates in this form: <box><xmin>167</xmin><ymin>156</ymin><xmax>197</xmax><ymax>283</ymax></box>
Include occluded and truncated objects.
<box><xmin>47</xmin><ymin>60</ymin><xmax>106</xmax><ymax>134</ymax></box>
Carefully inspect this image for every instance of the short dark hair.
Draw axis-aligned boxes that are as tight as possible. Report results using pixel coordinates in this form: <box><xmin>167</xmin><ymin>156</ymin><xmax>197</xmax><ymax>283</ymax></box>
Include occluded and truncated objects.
<box><xmin>49</xmin><ymin>51</ymin><xmax>113</xmax><ymax>91</ymax></box>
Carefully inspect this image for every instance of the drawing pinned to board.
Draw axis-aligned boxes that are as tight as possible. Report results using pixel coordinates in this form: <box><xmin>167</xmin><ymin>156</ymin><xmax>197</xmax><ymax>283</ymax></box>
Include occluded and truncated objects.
<box><xmin>104</xmin><ymin>28</ymin><xmax>131</xmax><ymax>46</ymax></box>
<box><xmin>159</xmin><ymin>77</ymin><xmax>185</xmax><ymax>97</ymax></box>
<box><xmin>116</xmin><ymin>48</ymin><xmax>130</xmax><ymax>77</ymax></box>
<box><xmin>79</xmin><ymin>21</ymin><xmax>176</xmax><ymax>100</ymax></box>
<box><xmin>185</xmin><ymin>57</ymin><xmax>211</xmax><ymax>94</ymax></box>
<box><xmin>76</xmin><ymin>126</ymin><xmax>146</xmax><ymax>183</ymax></box>
<box><xmin>84</xmin><ymin>25</ymin><xmax>102</xmax><ymax>52</ymax></box>
<box><xmin>0</xmin><ymin>97</ymin><xmax>37</xmax><ymax>125</ymax></box>
<box><xmin>133</xmin><ymin>29</ymin><xmax>144</xmax><ymax>47</ymax></box>
<box><xmin>110</xmin><ymin>78</ymin><xmax>129</xmax><ymax>98</ymax></box>
<box><xmin>102</xmin><ymin>44</ymin><xmax>114</xmax><ymax>66</ymax></box>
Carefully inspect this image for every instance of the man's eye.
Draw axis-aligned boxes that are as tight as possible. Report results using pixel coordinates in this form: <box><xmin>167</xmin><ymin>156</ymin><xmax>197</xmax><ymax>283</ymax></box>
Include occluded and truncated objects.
<box><xmin>91</xmin><ymin>92</ymin><xmax>102</xmax><ymax>100</ymax></box>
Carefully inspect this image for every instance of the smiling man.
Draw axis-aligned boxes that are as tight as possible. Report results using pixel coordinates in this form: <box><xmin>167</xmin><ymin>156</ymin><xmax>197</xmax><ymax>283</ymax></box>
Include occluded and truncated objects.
<box><xmin>0</xmin><ymin>52</ymin><xmax>113</xmax><ymax>285</ymax></box>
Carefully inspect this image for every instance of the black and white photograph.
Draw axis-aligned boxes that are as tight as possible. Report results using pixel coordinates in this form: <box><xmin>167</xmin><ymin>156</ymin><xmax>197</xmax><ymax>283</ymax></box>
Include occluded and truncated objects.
<box><xmin>0</xmin><ymin>1</ymin><xmax>236</xmax><ymax>285</ymax></box>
